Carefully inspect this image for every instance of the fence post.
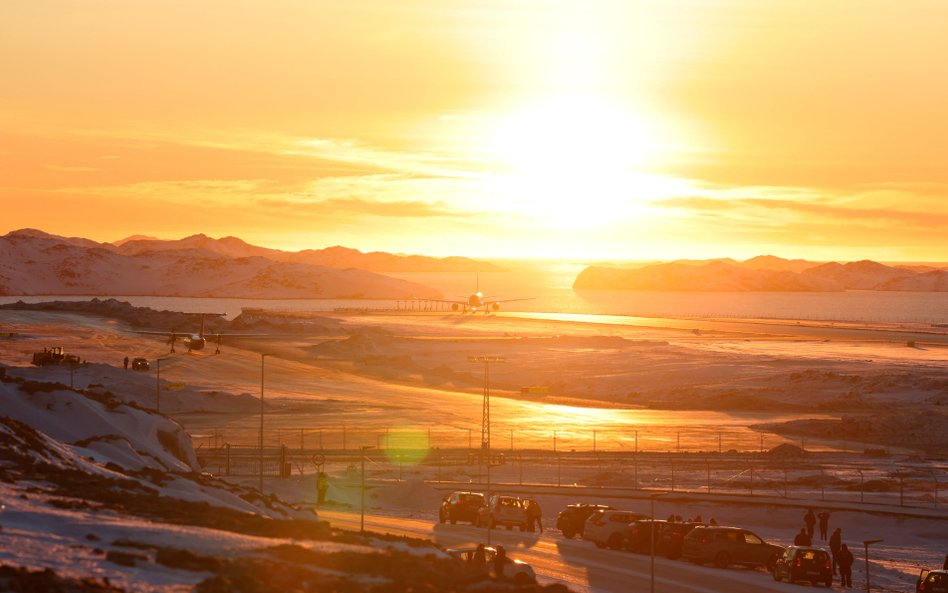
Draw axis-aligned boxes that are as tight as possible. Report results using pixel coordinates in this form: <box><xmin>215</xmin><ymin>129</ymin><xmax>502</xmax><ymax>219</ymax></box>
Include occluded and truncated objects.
<box><xmin>557</xmin><ymin>454</ymin><xmax>561</xmax><ymax>487</ymax></box>
<box><xmin>225</xmin><ymin>443</ymin><xmax>230</xmax><ymax>477</ymax></box>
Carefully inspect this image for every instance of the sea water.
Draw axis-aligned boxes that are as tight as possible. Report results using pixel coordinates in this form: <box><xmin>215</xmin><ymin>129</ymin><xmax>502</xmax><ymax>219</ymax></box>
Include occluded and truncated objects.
<box><xmin>1</xmin><ymin>260</ymin><xmax>947</xmax><ymax>323</ymax></box>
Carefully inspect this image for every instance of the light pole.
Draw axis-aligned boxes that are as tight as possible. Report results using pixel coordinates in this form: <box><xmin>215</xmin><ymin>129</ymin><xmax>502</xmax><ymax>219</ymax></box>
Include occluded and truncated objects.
<box><xmin>361</xmin><ymin>445</ymin><xmax>375</xmax><ymax>533</ymax></box>
<box><xmin>259</xmin><ymin>353</ymin><xmax>268</xmax><ymax>494</ymax></box>
<box><xmin>468</xmin><ymin>355</ymin><xmax>506</xmax><ymax>546</ymax></box>
<box><xmin>155</xmin><ymin>358</ymin><xmax>169</xmax><ymax>413</ymax></box>
<box><xmin>649</xmin><ymin>491</ymin><xmax>669</xmax><ymax>593</ymax></box>
<box><xmin>863</xmin><ymin>539</ymin><xmax>883</xmax><ymax>593</ymax></box>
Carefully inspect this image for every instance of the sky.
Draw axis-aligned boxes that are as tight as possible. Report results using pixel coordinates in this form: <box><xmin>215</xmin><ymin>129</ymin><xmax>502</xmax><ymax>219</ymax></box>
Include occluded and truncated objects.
<box><xmin>2</xmin><ymin>0</ymin><xmax>948</xmax><ymax>261</ymax></box>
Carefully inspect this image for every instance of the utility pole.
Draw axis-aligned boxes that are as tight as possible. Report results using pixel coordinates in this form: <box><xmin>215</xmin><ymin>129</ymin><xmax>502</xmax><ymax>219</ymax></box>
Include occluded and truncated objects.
<box><xmin>259</xmin><ymin>353</ymin><xmax>268</xmax><ymax>493</ymax></box>
<box><xmin>468</xmin><ymin>355</ymin><xmax>506</xmax><ymax>545</ymax></box>
<box><xmin>863</xmin><ymin>539</ymin><xmax>883</xmax><ymax>593</ymax></box>
<box><xmin>155</xmin><ymin>358</ymin><xmax>170</xmax><ymax>413</ymax></box>
<box><xmin>361</xmin><ymin>445</ymin><xmax>375</xmax><ymax>533</ymax></box>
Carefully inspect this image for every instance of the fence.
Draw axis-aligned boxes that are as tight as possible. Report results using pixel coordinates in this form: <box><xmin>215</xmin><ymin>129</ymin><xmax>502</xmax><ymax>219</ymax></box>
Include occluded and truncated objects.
<box><xmin>193</xmin><ymin>432</ymin><xmax>946</xmax><ymax>510</ymax></box>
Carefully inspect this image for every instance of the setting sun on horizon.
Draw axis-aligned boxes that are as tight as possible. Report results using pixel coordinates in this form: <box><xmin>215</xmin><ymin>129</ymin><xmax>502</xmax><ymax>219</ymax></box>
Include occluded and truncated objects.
<box><xmin>2</xmin><ymin>1</ymin><xmax>948</xmax><ymax>261</ymax></box>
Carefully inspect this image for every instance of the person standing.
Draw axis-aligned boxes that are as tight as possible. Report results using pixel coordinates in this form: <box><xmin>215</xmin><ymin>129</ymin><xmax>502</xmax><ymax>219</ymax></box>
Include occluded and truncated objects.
<box><xmin>317</xmin><ymin>471</ymin><xmax>329</xmax><ymax>505</ymax></box>
<box><xmin>943</xmin><ymin>553</ymin><xmax>948</xmax><ymax>570</ymax></box>
<box><xmin>829</xmin><ymin>528</ymin><xmax>842</xmax><ymax>574</ymax></box>
<box><xmin>837</xmin><ymin>543</ymin><xmax>854</xmax><ymax>588</ymax></box>
<box><xmin>794</xmin><ymin>527</ymin><xmax>812</xmax><ymax>546</ymax></box>
<box><xmin>123</xmin><ymin>356</ymin><xmax>129</xmax><ymax>370</ymax></box>
<box><xmin>817</xmin><ymin>510</ymin><xmax>830</xmax><ymax>541</ymax></box>
<box><xmin>804</xmin><ymin>508</ymin><xmax>816</xmax><ymax>539</ymax></box>
<box><xmin>493</xmin><ymin>544</ymin><xmax>508</xmax><ymax>579</ymax></box>
<box><xmin>471</xmin><ymin>543</ymin><xmax>486</xmax><ymax>570</ymax></box>
<box><xmin>527</xmin><ymin>499</ymin><xmax>543</xmax><ymax>533</ymax></box>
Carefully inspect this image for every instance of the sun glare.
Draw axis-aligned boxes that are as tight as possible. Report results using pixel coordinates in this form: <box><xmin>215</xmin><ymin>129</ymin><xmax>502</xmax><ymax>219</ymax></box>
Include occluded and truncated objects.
<box><xmin>489</xmin><ymin>96</ymin><xmax>661</xmax><ymax>228</ymax></box>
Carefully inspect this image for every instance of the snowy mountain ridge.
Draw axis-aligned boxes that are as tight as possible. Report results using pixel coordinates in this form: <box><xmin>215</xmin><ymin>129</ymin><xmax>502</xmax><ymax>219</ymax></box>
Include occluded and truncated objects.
<box><xmin>0</xmin><ymin>229</ymin><xmax>445</xmax><ymax>299</ymax></box>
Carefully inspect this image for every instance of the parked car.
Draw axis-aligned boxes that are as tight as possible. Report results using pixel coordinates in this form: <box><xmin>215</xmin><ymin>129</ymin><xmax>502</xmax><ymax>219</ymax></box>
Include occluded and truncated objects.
<box><xmin>446</xmin><ymin>546</ymin><xmax>537</xmax><ymax>585</ymax></box>
<box><xmin>681</xmin><ymin>526</ymin><xmax>783</xmax><ymax>570</ymax></box>
<box><xmin>624</xmin><ymin>519</ymin><xmax>667</xmax><ymax>553</ymax></box>
<box><xmin>918</xmin><ymin>569</ymin><xmax>948</xmax><ymax>593</ymax></box>
<box><xmin>583</xmin><ymin>509</ymin><xmax>648</xmax><ymax>550</ymax></box>
<box><xmin>773</xmin><ymin>546</ymin><xmax>832</xmax><ymax>587</ymax></box>
<box><xmin>656</xmin><ymin>521</ymin><xmax>702</xmax><ymax>559</ymax></box>
<box><xmin>439</xmin><ymin>491</ymin><xmax>485</xmax><ymax>525</ymax></box>
<box><xmin>131</xmin><ymin>357</ymin><xmax>150</xmax><ymax>371</ymax></box>
<box><xmin>556</xmin><ymin>503</ymin><xmax>614</xmax><ymax>539</ymax></box>
<box><xmin>476</xmin><ymin>495</ymin><xmax>528</xmax><ymax>531</ymax></box>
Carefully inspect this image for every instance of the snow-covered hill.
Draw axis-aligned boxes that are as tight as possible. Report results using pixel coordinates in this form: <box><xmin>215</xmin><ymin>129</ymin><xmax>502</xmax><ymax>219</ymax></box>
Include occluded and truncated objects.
<box><xmin>0</xmin><ymin>370</ymin><xmax>541</xmax><ymax>593</ymax></box>
<box><xmin>0</xmin><ymin>229</ymin><xmax>443</xmax><ymax>299</ymax></box>
<box><xmin>574</xmin><ymin>257</ymin><xmax>948</xmax><ymax>292</ymax></box>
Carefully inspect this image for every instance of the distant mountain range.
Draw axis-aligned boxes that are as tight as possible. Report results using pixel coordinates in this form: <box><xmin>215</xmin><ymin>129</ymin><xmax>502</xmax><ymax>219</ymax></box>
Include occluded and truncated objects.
<box><xmin>112</xmin><ymin>233</ymin><xmax>502</xmax><ymax>273</ymax></box>
<box><xmin>0</xmin><ymin>229</ymin><xmax>464</xmax><ymax>298</ymax></box>
<box><xmin>573</xmin><ymin>256</ymin><xmax>948</xmax><ymax>292</ymax></box>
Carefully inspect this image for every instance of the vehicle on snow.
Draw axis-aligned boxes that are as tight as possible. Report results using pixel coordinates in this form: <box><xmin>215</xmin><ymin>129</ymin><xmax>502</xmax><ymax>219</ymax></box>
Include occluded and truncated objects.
<box><xmin>439</xmin><ymin>491</ymin><xmax>485</xmax><ymax>525</ymax></box>
<box><xmin>446</xmin><ymin>546</ymin><xmax>537</xmax><ymax>585</ymax></box>
<box><xmin>476</xmin><ymin>495</ymin><xmax>528</xmax><ymax>531</ymax></box>
<box><xmin>582</xmin><ymin>509</ymin><xmax>648</xmax><ymax>550</ymax></box>
<box><xmin>624</xmin><ymin>519</ymin><xmax>667</xmax><ymax>554</ymax></box>
<box><xmin>655</xmin><ymin>521</ymin><xmax>703</xmax><ymax>559</ymax></box>
<box><xmin>918</xmin><ymin>569</ymin><xmax>948</xmax><ymax>593</ymax></box>
<box><xmin>772</xmin><ymin>546</ymin><xmax>833</xmax><ymax>587</ymax></box>
<box><xmin>681</xmin><ymin>526</ymin><xmax>783</xmax><ymax>571</ymax></box>
<box><xmin>556</xmin><ymin>503</ymin><xmax>614</xmax><ymax>539</ymax></box>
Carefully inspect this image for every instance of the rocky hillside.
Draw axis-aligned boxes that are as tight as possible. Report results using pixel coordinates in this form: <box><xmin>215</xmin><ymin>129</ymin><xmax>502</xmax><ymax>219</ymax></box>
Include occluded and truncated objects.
<box><xmin>0</xmin><ymin>368</ymin><xmax>563</xmax><ymax>593</ymax></box>
<box><xmin>0</xmin><ymin>229</ymin><xmax>443</xmax><ymax>299</ymax></box>
<box><xmin>574</xmin><ymin>256</ymin><xmax>948</xmax><ymax>292</ymax></box>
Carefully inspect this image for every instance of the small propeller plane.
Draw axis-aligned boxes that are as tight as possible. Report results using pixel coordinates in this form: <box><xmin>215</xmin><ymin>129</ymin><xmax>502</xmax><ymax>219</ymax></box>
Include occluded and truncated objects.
<box><xmin>134</xmin><ymin>313</ymin><xmax>276</xmax><ymax>354</ymax></box>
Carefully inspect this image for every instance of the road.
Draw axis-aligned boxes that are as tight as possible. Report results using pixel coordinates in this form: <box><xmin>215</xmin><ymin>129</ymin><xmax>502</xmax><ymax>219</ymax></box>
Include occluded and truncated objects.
<box><xmin>319</xmin><ymin>509</ymin><xmax>805</xmax><ymax>593</ymax></box>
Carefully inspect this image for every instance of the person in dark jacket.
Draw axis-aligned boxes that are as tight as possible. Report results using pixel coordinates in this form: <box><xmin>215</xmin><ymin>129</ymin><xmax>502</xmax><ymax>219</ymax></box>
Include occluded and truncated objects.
<box><xmin>838</xmin><ymin>543</ymin><xmax>854</xmax><ymax>588</ymax></box>
<box><xmin>317</xmin><ymin>472</ymin><xmax>329</xmax><ymax>505</ymax></box>
<box><xmin>794</xmin><ymin>527</ymin><xmax>812</xmax><ymax>546</ymax></box>
<box><xmin>123</xmin><ymin>356</ymin><xmax>129</xmax><ymax>370</ymax></box>
<box><xmin>943</xmin><ymin>553</ymin><xmax>948</xmax><ymax>570</ymax></box>
<box><xmin>829</xmin><ymin>528</ymin><xmax>842</xmax><ymax>574</ymax></box>
<box><xmin>494</xmin><ymin>544</ymin><xmax>507</xmax><ymax>579</ymax></box>
<box><xmin>817</xmin><ymin>510</ymin><xmax>830</xmax><ymax>540</ymax></box>
<box><xmin>525</xmin><ymin>499</ymin><xmax>543</xmax><ymax>533</ymax></box>
<box><xmin>804</xmin><ymin>508</ymin><xmax>816</xmax><ymax>539</ymax></box>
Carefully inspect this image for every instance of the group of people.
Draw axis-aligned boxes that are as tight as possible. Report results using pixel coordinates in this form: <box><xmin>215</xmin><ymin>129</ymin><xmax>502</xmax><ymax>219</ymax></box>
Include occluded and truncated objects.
<box><xmin>470</xmin><ymin>543</ymin><xmax>508</xmax><ymax>578</ymax></box>
<box><xmin>666</xmin><ymin>513</ymin><xmax>717</xmax><ymax>525</ymax></box>
<box><xmin>792</xmin><ymin>509</ymin><xmax>854</xmax><ymax>587</ymax></box>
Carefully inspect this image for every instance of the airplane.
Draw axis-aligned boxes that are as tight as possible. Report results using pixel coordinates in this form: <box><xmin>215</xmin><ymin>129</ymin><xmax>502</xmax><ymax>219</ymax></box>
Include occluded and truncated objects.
<box><xmin>437</xmin><ymin>276</ymin><xmax>533</xmax><ymax>314</ymax></box>
<box><xmin>133</xmin><ymin>313</ymin><xmax>277</xmax><ymax>354</ymax></box>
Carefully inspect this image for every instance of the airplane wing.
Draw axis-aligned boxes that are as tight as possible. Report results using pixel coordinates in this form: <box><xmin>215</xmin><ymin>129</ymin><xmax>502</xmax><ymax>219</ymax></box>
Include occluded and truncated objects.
<box><xmin>484</xmin><ymin>298</ymin><xmax>534</xmax><ymax>304</ymax></box>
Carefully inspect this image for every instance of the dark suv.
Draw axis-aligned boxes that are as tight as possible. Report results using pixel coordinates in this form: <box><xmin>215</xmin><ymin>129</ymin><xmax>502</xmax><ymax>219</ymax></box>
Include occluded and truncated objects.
<box><xmin>656</xmin><ymin>521</ymin><xmax>702</xmax><ymax>559</ymax></box>
<box><xmin>624</xmin><ymin>519</ymin><xmax>666</xmax><ymax>553</ymax></box>
<box><xmin>438</xmin><ymin>491</ymin><xmax>484</xmax><ymax>525</ymax></box>
<box><xmin>918</xmin><ymin>569</ymin><xmax>948</xmax><ymax>593</ymax></box>
<box><xmin>682</xmin><ymin>526</ymin><xmax>783</xmax><ymax>570</ymax></box>
<box><xmin>773</xmin><ymin>546</ymin><xmax>832</xmax><ymax>587</ymax></box>
<box><xmin>131</xmin><ymin>357</ymin><xmax>150</xmax><ymax>371</ymax></box>
<box><xmin>555</xmin><ymin>503</ymin><xmax>614</xmax><ymax>539</ymax></box>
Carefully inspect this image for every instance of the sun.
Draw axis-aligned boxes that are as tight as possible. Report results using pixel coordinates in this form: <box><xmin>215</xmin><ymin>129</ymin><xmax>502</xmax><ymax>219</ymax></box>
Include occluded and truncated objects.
<box><xmin>489</xmin><ymin>95</ymin><xmax>660</xmax><ymax>228</ymax></box>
